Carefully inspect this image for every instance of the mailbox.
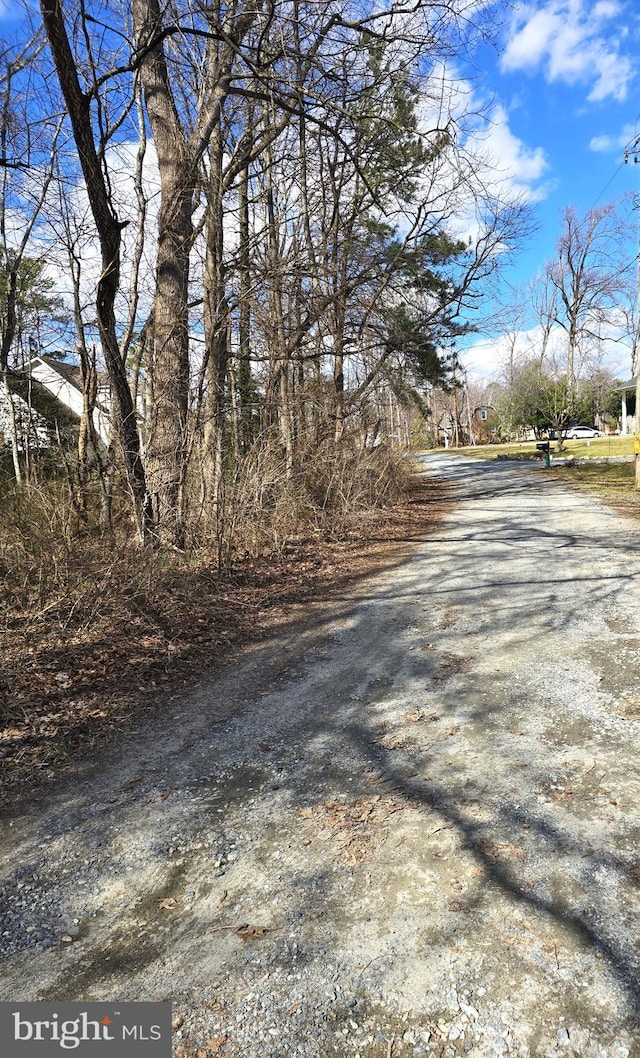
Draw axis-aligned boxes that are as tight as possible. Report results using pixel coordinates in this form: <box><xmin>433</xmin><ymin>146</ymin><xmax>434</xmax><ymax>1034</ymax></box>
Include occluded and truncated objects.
<box><xmin>536</xmin><ymin>441</ymin><xmax>551</xmax><ymax>467</ymax></box>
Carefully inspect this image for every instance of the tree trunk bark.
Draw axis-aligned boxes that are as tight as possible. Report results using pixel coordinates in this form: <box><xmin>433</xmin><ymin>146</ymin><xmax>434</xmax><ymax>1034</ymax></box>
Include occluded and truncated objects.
<box><xmin>237</xmin><ymin>139</ymin><xmax>253</xmax><ymax>453</ymax></box>
<box><xmin>203</xmin><ymin>121</ymin><xmax>229</xmax><ymax>525</ymax></box>
<box><xmin>40</xmin><ymin>0</ymin><xmax>150</xmax><ymax>543</ymax></box>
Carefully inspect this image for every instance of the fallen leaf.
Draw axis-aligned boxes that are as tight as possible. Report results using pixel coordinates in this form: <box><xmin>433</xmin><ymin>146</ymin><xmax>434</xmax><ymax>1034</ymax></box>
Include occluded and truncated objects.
<box><xmin>158</xmin><ymin>897</ymin><xmax>178</xmax><ymax>910</ymax></box>
<box><xmin>235</xmin><ymin>924</ymin><xmax>273</xmax><ymax>940</ymax></box>
<box><xmin>206</xmin><ymin>1035</ymin><xmax>229</xmax><ymax>1052</ymax></box>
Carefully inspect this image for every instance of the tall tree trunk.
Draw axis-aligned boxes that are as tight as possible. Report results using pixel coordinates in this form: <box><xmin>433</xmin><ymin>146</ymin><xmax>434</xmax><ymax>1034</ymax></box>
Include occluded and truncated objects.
<box><xmin>237</xmin><ymin>145</ymin><xmax>253</xmax><ymax>452</ymax></box>
<box><xmin>145</xmin><ymin>175</ymin><xmax>193</xmax><ymax>542</ymax></box>
<box><xmin>132</xmin><ymin>0</ymin><xmax>257</xmax><ymax>543</ymax></box>
<box><xmin>203</xmin><ymin>120</ymin><xmax>229</xmax><ymax>523</ymax></box>
<box><xmin>133</xmin><ymin>0</ymin><xmax>194</xmax><ymax>546</ymax></box>
<box><xmin>40</xmin><ymin>0</ymin><xmax>150</xmax><ymax>543</ymax></box>
<box><xmin>265</xmin><ymin>132</ymin><xmax>294</xmax><ymax>472</ymax></box>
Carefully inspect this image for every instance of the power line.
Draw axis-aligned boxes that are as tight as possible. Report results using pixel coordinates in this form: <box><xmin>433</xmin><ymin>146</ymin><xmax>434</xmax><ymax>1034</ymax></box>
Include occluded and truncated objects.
<box><xmin>591</xmin><ymin>160</ymin><xmax>626</xmax><ymax>210</ymax></box>
<box><xmin>624</xmin><ymin>132</ymin><xmax>640</xmax><ymax>166</ymax></box>
<box><xmin>589</xmin><ymin>125</ymin><xmax>640</xmax><ymax>210</ymax></box>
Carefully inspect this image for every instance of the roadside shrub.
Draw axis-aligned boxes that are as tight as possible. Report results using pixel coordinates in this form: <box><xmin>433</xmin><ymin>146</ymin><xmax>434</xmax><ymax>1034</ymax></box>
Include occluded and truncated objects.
<box><xmin>215</xmin><ymin>436</ymin><xmax>409</xmax><ymax>565</ymax></box>
<box><xmin>0</xmin><ymin>437</ymin><xmax>411</xmax><ymax>628</ymax></box>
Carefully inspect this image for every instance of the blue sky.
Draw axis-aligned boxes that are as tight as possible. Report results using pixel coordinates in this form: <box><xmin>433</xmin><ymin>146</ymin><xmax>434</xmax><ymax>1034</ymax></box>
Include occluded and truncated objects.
<box><xmin>2</xmin><ymin>0</ymin><xmax>638</xmax><ymax>384</ymax></box>
<box><xmin>458</xmin><ymin>0</ymin><xmax>640</xmax><ymax>381</ymax></box>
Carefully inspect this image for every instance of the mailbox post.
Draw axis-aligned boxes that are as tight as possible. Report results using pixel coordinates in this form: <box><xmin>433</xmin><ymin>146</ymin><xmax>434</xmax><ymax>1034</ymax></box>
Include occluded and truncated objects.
<box><xmin>536</xmin><ymin>440</ymin><xmax>551</xmax><ymax>468</ymax></box>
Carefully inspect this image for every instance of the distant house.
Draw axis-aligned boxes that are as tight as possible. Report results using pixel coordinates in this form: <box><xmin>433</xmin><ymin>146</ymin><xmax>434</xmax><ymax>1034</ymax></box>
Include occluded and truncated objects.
<box><xmin>472</xmin><ymin>404</ymin><xmax>499</xmax><ymax>442</ymax></box>
<box><xmin>0</xmin><ymin>355</ymin><xmax>111</xmax><ymax>452</ymax></box>
<box><xmin>0</xmin><ymin>375</ymin><xmax>51</xmax><ymax>450</ymax></box>
<box><xmin>615</xmin><ymin>377</ymin><xmax>638</xmax><ymax>435</ymax></box>
<box><xmin>26</xmin><ymin>355</ymin><xmax>111</xmax><ymax>446</ymax></box>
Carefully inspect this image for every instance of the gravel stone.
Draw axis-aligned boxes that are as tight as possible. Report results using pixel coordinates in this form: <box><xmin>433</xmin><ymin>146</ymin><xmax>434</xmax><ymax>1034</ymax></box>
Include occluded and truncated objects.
<box><xmin>2</xmin><ymin>455</ymin><xmax>640</xmax><ymax>1057</ymax></box>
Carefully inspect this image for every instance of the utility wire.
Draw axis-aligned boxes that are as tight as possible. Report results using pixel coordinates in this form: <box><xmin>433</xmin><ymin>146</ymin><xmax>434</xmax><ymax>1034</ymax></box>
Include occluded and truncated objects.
<box><xmin>590</xmin><ymin>161</ymin><xmax>625</xmax><ymax>209</ymax></box>
<box><xmin>588</xmin><ymin>124</ymin><xmax>640</xmax><ymax>210</ymax></box>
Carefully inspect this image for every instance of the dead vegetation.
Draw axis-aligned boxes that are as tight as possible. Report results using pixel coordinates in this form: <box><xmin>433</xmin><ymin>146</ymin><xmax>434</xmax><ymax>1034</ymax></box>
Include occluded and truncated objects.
<box><xmin>299</xmin><ymin>793</ymin><xmax>407</xmax><ymax>866</ymax></box>
<box><xmin>0</xmin><ymin>453</ymin><xmax>456</xmax><ymax>793</ymax></box>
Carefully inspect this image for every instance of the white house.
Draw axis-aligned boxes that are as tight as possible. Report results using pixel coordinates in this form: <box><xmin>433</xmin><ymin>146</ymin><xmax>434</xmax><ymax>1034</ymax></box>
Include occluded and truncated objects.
<box><xmin>615</xmin><ymin>377</ymin><xmax>638</xmax><ymax>435</ymax></box>
<box><xmin>0</xmin><ymin>378</ymin><xmax>50</xmax><ymax>449</ymax></box>
<box><xmin>1</xmin><ymin>355</ymin><xmax>112</xmax><ymax>451</ymax></box>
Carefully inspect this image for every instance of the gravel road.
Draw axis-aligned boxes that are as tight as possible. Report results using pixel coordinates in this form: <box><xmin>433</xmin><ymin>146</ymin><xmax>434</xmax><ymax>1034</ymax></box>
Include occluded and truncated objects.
<box><xmin>2</xmin><ymin>453</ymin><xmax>640</xmax><ymax>1058</ymax></box>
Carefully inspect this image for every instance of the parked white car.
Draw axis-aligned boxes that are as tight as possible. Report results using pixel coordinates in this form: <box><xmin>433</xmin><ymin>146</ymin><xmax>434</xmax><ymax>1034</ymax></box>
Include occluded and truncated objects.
<box><xmin>564</xmin><ymin>425</ymin><xmax>603</xmax><ymax>439</ymax></box>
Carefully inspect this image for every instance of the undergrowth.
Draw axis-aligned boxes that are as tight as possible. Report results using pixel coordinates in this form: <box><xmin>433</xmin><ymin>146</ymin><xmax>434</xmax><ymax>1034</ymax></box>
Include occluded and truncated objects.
<box><xmin>0</xmin><ymin>441</ymin><xmax>438</xmax><ymax>787</ymax></box>
<box><xmin>0</xmin><ymin>442</ymin><xmax>408</xmax><ymax>635</ymax></box>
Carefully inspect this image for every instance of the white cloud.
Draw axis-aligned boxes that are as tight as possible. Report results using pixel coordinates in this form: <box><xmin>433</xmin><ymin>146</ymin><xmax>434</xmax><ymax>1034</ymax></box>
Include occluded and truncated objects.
<box><xmin>30</xmin><ymin>140</ymin><xmax>163</xmax><ymax>348</ymax></box>
<box><xmin>589</xmin><ymin>134</ymin><xmax>617</xmax><ymax>152</ymax></box>
<box><xmin>460</xmin><ymin>320</ymin><xmax>633</xmax><ymax>384</ymax></box>
<box><xmin>589</xmin><ymin>123</ymin><xmax>640</xmax><ymax>153</ymax></box>
<box><xmin>418</xmin><ymin>65</ymin><xmax>551</xmax><ymax>211</ymax></box>
<box><xmin>501</xmin><ymin>0</ymin><xmax>633</xmax><ymax>103</ymax></box>
<box><xmin>458</xmin><ymin>332</ymin><xmax>530</xmax><ymax>382</ymax></box>
<box><xmin>476</xmin><ymin>104</ymin><xmax>550</xmax><ymax>198</ymax></box>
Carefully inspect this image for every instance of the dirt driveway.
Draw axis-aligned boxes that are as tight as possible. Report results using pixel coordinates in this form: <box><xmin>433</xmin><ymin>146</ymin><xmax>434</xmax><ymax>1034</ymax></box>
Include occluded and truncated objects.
<box><xmin>2</xmin><ymin>454</ymin><xmax>640</xmax><ymax>1058</ymax></box>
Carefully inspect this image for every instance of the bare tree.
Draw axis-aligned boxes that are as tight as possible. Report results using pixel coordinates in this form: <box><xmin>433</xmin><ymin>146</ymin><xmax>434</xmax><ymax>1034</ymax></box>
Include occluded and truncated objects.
<box><xmin>40</xmin><ymin>0</ymin><xmax>150</xmax><ymax>541</ymax></box>
<box><xmin>546</xmin><ymin>202</ymin><xmax>633</xmax><ymax>394</ymax></box>
<box><xmin>0</xmin><ymin>31</ymin><xmax>64</xmax><ymax>483</ymax></box>
<box><xmin>27</xmin><ymin>0</ymin><xmax>532</xmax><ymax>551</ymax></box>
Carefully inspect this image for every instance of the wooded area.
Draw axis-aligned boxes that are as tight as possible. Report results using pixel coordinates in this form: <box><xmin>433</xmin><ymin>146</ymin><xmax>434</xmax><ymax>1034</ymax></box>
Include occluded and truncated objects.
<box><xmin>0</xmin><ymin>0</ymin><xmax>530</xmax><ymax>561</ymax></box>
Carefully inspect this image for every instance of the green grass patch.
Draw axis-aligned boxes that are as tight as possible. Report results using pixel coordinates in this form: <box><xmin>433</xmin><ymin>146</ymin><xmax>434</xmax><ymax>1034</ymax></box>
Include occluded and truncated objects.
<box><xmin>545</xmin><ymin>459</ymin><xmax>639</xmax><ymax>501</ymax></box>
<box><xmin>545</xmin><ymin>459</ymin><xmax>640</xmax><ymax>520</ymax></box>
<box><xmin>448</xmin><ymin>436</ymin><xmax>634</xmax><ymax>461</ymax></box>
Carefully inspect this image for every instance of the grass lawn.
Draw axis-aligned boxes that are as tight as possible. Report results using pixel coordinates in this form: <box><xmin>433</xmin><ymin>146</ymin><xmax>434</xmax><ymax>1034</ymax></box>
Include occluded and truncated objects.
<box><xmin>544</xmin><ymin>459</ymin><xmax>640</xmax><ymax>517</ymax></box>
<box><xmin>549</xmin><ymin>458</ymin><xmax>634</xmax><ymax>491</ymax></box>
<box><xmin>447</xmin><ymin>436</ymin><xmax>635</xmax><ymax>461</ymax></box>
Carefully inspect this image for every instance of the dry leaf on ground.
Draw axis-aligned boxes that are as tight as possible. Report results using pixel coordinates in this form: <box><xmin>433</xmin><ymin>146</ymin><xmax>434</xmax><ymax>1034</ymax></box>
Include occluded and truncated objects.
<box><xmin>235</xmin><ymin>924</ymin><xmax>274</xmax><ymax>940</ymax></box>
<box><xmin>206</xmin><ymin>1036</ymin><xmax>229</xmax><ymax>1053</ymax></box>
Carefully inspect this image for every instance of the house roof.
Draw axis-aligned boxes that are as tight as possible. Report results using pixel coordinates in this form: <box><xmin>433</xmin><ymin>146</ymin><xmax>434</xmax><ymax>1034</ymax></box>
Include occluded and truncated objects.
<box><xmin>31</xmin><ymin>354</ymin><xmax>83</xmax><ymax>392</ymax></box>
<box><xmin>615</xmin><ymin>376</ymin><xmax>639</xmax><ymax>392</ymax></box>
<box><xmin>1</xmin><ymin>368</ymin><xmax>79</xmax><ymax>438</ymax></box>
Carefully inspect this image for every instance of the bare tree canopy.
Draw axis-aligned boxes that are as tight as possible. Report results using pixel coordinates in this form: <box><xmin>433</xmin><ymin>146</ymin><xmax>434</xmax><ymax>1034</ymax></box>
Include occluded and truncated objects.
<box><xmin>0</xmin><ymin>0</ymin><xmax>535</xmax><ymax>542</ymax></box>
